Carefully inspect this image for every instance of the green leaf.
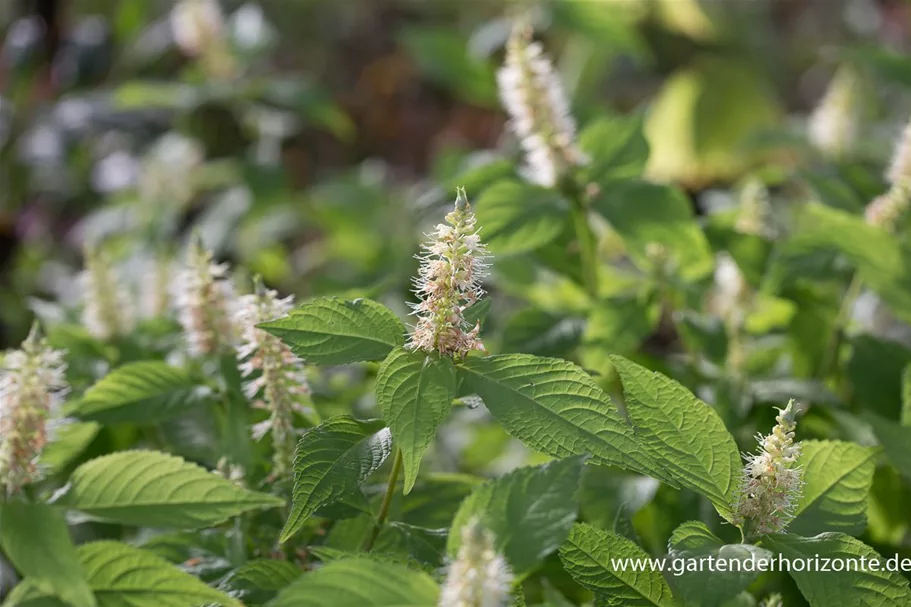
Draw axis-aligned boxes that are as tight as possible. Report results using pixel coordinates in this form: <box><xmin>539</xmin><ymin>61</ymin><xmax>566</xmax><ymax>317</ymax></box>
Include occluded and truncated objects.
<box><xmin>376</xmin><ymin>348</ymin><xmax>457</xmax><ymax>494</ymax></box>
<box><xmin>579</xmin><ymin>114</ymin><xmax>650</xmax><ymax>184</ymax></box>
<box><xmin>865</xmin><ymin>413</ymin><xmax>911</xmax><ymax>481</ymax></box>
<box><xmin>3</xmin><ymin>541</ymin><xmax>242</xmax><ymax>607</ymax></box>
<box><xmin>447</xmin><ymin>456</ymin><xmax>585</xmax><ymax>576</ymax></box>
<box><xmin>473</xmin><ymin>180</ymin><xmax>569</xmax><ymax>255</ymax></box>
<box><xmin>0</xmin><ymin>503</ymin><xmax>96</xmax><ymax>607</ymax></box>
<box><xmin>40</xmin><ymin>422</ymin><xmax>100</xmax><ymax>473</ymax></box>
<box><xmin>581</xmin><ymin>296</ymin><xmax>658</xmax><ymax>371</ymax></box>
<box><xmin>260</xmin><ymin>297</ymin><xmax>405</xmax><ymax>365</ymax></box>
<box><xmin>217</xmin><ymin>560</ymin><xmax>302</xmax><ymax>605</ymax></box>
<box><xmin>592</xmin><ymin>181</ymin><xmax>714</xmax><ymax>280</ymax></box>
<box><xmin>280</xmin><ymin>416</ymin><xmax>393</xmax><ymax>542</ymax></box>
<box><xmin>458</xmin><ymin>354</ymin><xmax>664</xmax><ymax>481</ymax></box>
<box><xmin>61</xmin><ymin>450</ymin><xmax>284</xmax><ymax>529</ymax></box>
<box><xmin>764</xmin><ymin>533</ymin><xmax>911</xmax><ymax>607</ymax></box>
<box><xmin>374</xmin><ymin>523</ymin><xmax>448</xmax><ymax>569</ymax></box>
<box><xmin>902</xmin><ymin>364</ymin><xmax>911</xmax><ymax>426</ymax></box>
<box><xmin>609</xmin><ymin>355</ymin><xmax>741</xmax><ymax>519</ymax></box>
<box><xmin>502</xmin><ymin>309</ymin><xmax>585</xmax><ymax>358</ymax></box>
<box><xmin>789</xmin><ymin>440</ymin><xmax>878</xmax><ymax>536</ymax></box>
<box><xmin>70</xmin><ymin>361</ymin><xmax>207</xmax><ymax>424</ymax></box>
<box><xmin>268</xmin><ymin>557</ymin><xmax>440</xmax><ymax>607</ymax></box>
<box><xmin>668</xmin><ymin>521</ymin><xmax>773</xmax><ymax>607</ymax></box>
<box><xmin>558</xmin><ymin>522</ymin><xmax>675</xmax><ymax>607</ymax></box>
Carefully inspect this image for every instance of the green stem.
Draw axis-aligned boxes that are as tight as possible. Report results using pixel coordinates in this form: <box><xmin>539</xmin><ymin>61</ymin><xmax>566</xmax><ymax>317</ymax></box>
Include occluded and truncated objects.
<box><xmin>569</xmin><ymin>200</ymin><xmax>599</xmax><ymax>298</ymax></box>
<box><xmin>817</xmin><ymin>273</ymin><xmax>863</xmax><ymax>380</ymax></box>
<box><xmin>363</xmin><ymin>449</ymin><xmax>403</xmax><ymax>552</ymax></box>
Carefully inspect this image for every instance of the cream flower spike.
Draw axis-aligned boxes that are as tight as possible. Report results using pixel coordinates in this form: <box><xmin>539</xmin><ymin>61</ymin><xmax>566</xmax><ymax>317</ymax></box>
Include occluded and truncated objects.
<box><xmin>497</xmin><ymin>21</ymin><xmax>585</xmax><ymax>188</ymax></box>
<box><xmin>439</xmin><ymin>519</ymin><xmax>513</xmax><ymax>607</ymax></box>
<box><xmin>174</xmin><ymin>235</ymin><xmax>237</xmax><ymax>357</ymax></box>
<box><xmin>0</xmin><ymin>323</ymin><xmax>69</xmax><ymax>496</ymax></box>
<box><xmin>887</xmin><ymin>117</ymin><xmax>911</xmax><ymax>189</ymax></box>
<box><xmin>408</xmin><ymin>188</ymin><xmax>490</xmax><ymax>359</ymax></box>
<box><xmin>733</xmin><ymin>400</ymin><xmax>803</xmax><ymax>537</ymax></box>
<box><xmin>808</xmin><ymin>65</ymin><xmax>861</xmax><ymax>160</ymax></box>
<box><xmin>234</xmin><ymin>278</ymin><xmax>312</xmax><ymax>480</ymax></box>
<box><xmin>79</xmin><ymin>243</ymin><xmax>136</xmax><ymax>340</ymax></box>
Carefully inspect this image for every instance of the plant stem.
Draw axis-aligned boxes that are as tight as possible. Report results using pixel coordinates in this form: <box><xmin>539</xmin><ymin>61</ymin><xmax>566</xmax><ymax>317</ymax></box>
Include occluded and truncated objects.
<box><xmin>817</xmin><ymin>273</ymin><xmax>863</xmax><ymax>380</ymax></box>
<box><xmin>363</xmin><ymin>448</ymin><xmax>403</xmax><ymax>552</ymax></box>
<box><xmin>569</xmin><ymin>199</ymin><xmax>599</xmax><ymax>298</ymax></box>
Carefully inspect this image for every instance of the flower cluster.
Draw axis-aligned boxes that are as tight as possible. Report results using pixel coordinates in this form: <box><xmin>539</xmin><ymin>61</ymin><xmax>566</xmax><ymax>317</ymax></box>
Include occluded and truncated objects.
<box><xmin>174</xmin><ymin>237</ymin><xmax>237</xmax><ymax>357</ymax></box>
<box><xmin>735</xmin><ymin>178</ymin><xmax>775</xmax><ymax>238</ymax></box>
<box><xmin>866</xmin><ymin>116</ymin><xmax>911</xmax><ymax>232</ymax></box>
<box><xmin>137</xmin><ymin>133</ymin><xmax>204</xmax><ymax>209</ymax></box>
<box><xmin>170</xmin><ymin>0</ymin><xmax>236</xmax><ymax>79</ymax></box>
<box><xmin>79</xmin><ymin>244</ymin><xmax>136</xmax><ymax>340</ymax></box>
<box><xmin>808</xmin><ymin>65</ymin><xmax>861</xmax><ymax>160</ymax></box>
<box><xmin>761</xmin><ymin>594</ymin><xmax>784</xmax><ymax>607</ymax></box>
<box><xmin>733</xmin><ymin>400</ymin><xmax>803</xmax><ymax>537</ymax></box>
<box><xmin>439</xmin><ymin>519</ymin><xmax>513</xmax><ymax>607</ymax></box>
<box><xmin>408</xmin><ymin>188</ymin><xmax>489</xmax><ymax>358</ymax></box>
<box><xmin>234</xmin><ymin>282</ymin><xmax>311</xmax><ymax>480</ymax></box>
<box><xmin>0</xmin><ymin>325</ymin><xmax>68</xmax><ymax>496</ymax></box>
<box><xmin>497</xmin><ymin>23</ymin><xmax>585</xmax><ymax>188</ymax></box>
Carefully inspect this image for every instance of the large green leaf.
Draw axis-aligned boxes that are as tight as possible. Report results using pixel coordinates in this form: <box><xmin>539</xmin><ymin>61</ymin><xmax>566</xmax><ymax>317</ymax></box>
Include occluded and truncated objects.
<box><xmin>259</xmin><ymin>297</ymin><xmax>405</xmax><ymax>365</ymax></box>
<box><xmin>558</xmin><ymin>522</ymin><xmax>675</xmax><ymax>607</ymax></box>
<box><xmin>865</xmin><ymin>412</ymin><xmax>911</xmax><ymax>481</ymax></box>
<box><xmin>764</xmin><ymin>533</ymin><xmax>911</xmax><ymax>607</ymax></box>
<box><xmin>609</xmin><ymin>355</ymin><xmax>741</xmax><ymax>518</ymax></box>
<box><xmin>3</xmin><ymin>541</ymin><xmax>241</xmax><ymax>607</ymax></box>
<box><xmin>593</xmin><ymin>181</ymin><xmax>714</xmax><ymax>280</ymax></box>
<box><xmin>790</xmin><ymin>440</ymin><xmax>878</xmax><ymax>536</ymax></box>
<box><xmin>447</xmin><ymin>456</ymin><xmax>584</xmax><ymax>576</ymax></box>
<box><xmin>280</xmin><ymin>417</ymin><xmax>393</xmax><ymax>542</ymax></box>
<box><xmin>376</xmin><ymin>348</ymin><xmax>456</xmax><ymax>494</ymax></box>
<box><xmin>40</xmin><ymin>422</ymin><xmax>100</xmax><ymax>473</ymax></box>
<box><xmin>70</xmin><ymin>361</ymin><xmax>206</xmax><ymax>424</ymax></box>
<box><xmin>579</xmin><ymin>114</ymin><xmax>650</xmax><ymax>184</ymax></box>
<box><xmin>61</xmin><ymin>450</ymin><xmax>284</xmax><ymax>528</ymax></box>
<box><xmin>268</xmin><ymin>557</ymin><xmax>439</xmax><ymax>607</ymax></box>
<box><xmin>0</xmin><ymin>503</ymin><xmax>95</xmax><ymax>607</ymax></box>
<box><xmin>473</xmin><ymin>180</ymin><xmax>569</xmax><ymax>255</ymax></box>
<box><xmin>217</xmin><ymin>560</ymin><xmax>302</xmax><ymax>606</ymax></box>
<box><xmin>458</xmin><ymin>354</ymin><xmax>665</xmax><ymax>482</ymax></box>
<box><xmin>668</xmin><ymin>521</ymin><xmax>772</xmax><ymax>607</ymax></box>
<box><xmin>374</xmin><ymin>522</ymin><xmax>448</xmax><ymax>570</ymax></box>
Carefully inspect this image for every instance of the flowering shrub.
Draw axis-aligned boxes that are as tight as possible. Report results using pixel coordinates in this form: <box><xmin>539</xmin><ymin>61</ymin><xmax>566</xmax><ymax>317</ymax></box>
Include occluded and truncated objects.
<box><xmin>4</xmin><ymin>2</ymin><xmax>911</xmax><ymax>607</ymax></box>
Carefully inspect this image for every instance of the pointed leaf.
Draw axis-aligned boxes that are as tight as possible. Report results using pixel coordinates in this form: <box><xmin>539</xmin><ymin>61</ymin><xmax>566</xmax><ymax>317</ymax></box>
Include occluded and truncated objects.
<box><xmin>0</xmin><ymin>503</ymin><xmax>96</xmax><ymax>607</ymax></box>
<box><xmin>40</xmin><ymin>422</ymin><xmax>100</xmax><ymax>473</ymax></box>
<box><xmin>217</xmin><ymin>559</ymin><xmax>302</xmax><ymax>605</ymax></box>
<box><xmin>473</xmin><ymin>180</ymin><xmax>569</xmax><ymax>255</ymax></box>
<box><xmin>4</xmin><ymin>541</ymin><xmax>241</xmax><ymax>607</ymax></box>
<box><xmin>764</xmin><ymin>533</ymin><xmax>911</xmax><ymax>607</ymax></box>
<box><xmin>865</xmin><ymin>412</ymin><xmax>911</xmax><ymax>480</ymax></box>
<box><xmin>559</xmin><ymin>522</ymin><xmax>675</xmax><ymax>607</ymax></box>
<box><xmin>447</xmin><ymin>456</ymin><xmax>585</xmax><ymax>576</ymax></box>
<box><xmin>668</xmin><ymin>521</ymin><xmax>772</xmax><ymax>607</ymax></box>
<box><xmin>281</xmin><ymin>416</ymin><xmax>393</xmax><ymax>542</ymax></box>
<box><xmin>609</xmin><ymin>355</ymin><xmax>740</xmax><ymax>519</ymax></box>
<box><xmin>259</xmin><ymin>297</ymin><xmax>405</xmax><ymax>365</ymax></box>
<box><xmin>458</xmin><ymin>354</ymin><xmax>665</xmax><ymax>482</ymax></box>
<box><xmin>376</xmin><ymin>348</ymin><xmax>456</xmax><ymax>494</ymax></box>
<box><xmin>789</xmin><ymin>440</ymin><xmax>878</xmax><ymax>536</ymax></box>
<box><xmin>61</xmin><ymin>450</ymin><xmax>284</xmax><ymax>529</ymax></box>
<box><xmin>579</xmin><ymin>114</ymin><xmax>650</xmax><ymax>184</ymax></box>
<box><xmin>268</xmin><ymin>557</ymin><xmax>439</xmax><ymax>607</ymax></box>
<box><xmin>70</xmin><ymin>361</ymin><xmax>207</xmax><ymax>424</ymax></box>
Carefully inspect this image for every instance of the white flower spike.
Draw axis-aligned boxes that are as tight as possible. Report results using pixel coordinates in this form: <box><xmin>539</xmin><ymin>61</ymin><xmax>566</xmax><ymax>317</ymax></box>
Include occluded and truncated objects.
<box><xmin>733</xmin><ymin>400</ymin><xmax>803</xmax><ymax>537</ymax></box>
<box><xmin>234</xmin><ymin>279</ymin><xmax>312</xmax><ymax>479</ymax></box>
<box><xmin>174</xmin><ymin>236</ymin><xmax>237</xmax><ymax>357</ymax></box>
<box><xmin>79</xmin><ymin>244</ymin><xmax>136</xmax><ymax>340</ymax></box>
<box><xmin>808</xmin><ymin>65</ymin><xmax>861</xmax><ymax>161</ymax></box>
<box><xmin>497</xmin><ymin>22</ymin><xmax>585</xmax><ymax>188</ymax></box>
<box><xmin>0</xmin><ymin>324</ymin><xmax>69</xmax><ymax>496</ymax></box>
<box><xmin>408</xmin><ymin>188</ymin><xmax>489</xmax><ymax>359</ymax></box>
<box><xmin>439</xmin><ymin>519</ymin><xmax>513</xmax><ymax>607</ymax></box>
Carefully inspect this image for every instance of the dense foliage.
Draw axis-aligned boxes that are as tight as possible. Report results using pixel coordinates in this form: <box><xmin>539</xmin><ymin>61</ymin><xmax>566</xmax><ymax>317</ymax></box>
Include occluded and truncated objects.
<box><xmin>3</xmin><ymin>1</ymin><xmax>911</xmax><ymax>606</ymax></box>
